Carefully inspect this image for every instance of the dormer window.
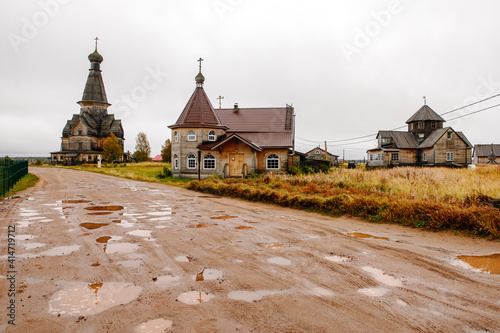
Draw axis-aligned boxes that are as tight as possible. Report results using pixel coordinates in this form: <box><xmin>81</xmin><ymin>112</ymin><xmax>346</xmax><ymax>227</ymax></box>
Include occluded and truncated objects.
<box><xmin>208</xmin><ymin>130</ymin><xmax>216</xmax><ymax>141</ymax></box>
<box><xmin>188</xmin><ymin>131</ymin><xmax>196</xmax><ymax>141</ymax></box>
<box><xmin>381</xmin><ymin>137</ymin><xmax>391</xmax><ymax>144</ymax></box>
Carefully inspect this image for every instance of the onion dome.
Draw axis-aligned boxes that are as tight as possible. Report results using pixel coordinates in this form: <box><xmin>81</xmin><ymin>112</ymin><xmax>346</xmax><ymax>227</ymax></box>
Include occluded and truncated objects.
<box><xmin>88</xmin><ymin>49</ymin><xmax>103</xmax><ymax>63</ymax></box>
<box><xmin>195</xmin><ymin>71</ymin><xmax>205</xmax><ymax>85</ymax></box>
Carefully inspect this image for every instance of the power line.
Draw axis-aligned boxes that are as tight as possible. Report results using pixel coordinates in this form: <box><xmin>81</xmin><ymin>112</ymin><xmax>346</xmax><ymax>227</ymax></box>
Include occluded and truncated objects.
<box><xmin>446</xmin><ymin>102</ymin><xmax>500</xmax><ymax>122</ymax></box>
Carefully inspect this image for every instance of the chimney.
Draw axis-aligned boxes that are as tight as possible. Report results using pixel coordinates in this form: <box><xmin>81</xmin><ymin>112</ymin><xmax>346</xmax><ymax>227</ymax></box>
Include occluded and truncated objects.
<box><xmin>233</xmin><ymin>103</ymin><xmax>239</xmax><ymax>113</ymax></box>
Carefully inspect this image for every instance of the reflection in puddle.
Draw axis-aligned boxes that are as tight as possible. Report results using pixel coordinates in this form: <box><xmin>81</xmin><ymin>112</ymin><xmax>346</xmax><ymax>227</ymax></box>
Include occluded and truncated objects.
<box><xmin>457</xmin><ymin>253</ymin><xmax>500</xmax><ymax>274</ymax></box>
<box><xmin>347</xmin><ymin>232</ymin><xmax>389</xmax><ymax>241</ymax></box>
<box><xmin>135</xmin><ymin>318</ymin><xmax>173</xmax><ymax>333</ymax></box>
<box><xmin>194</xmin><ymin>269</ymin><xmax>223</xmax><ymax>282</ymax></box>
<box><xmin>48</xmin><ymin>282</ymin><xmax>142</xmax><ymax>316</ymax></box>
<box><xmin>210</xmin><ymin>216</ymin><xmax>237</xmax><ymax>220</ymax></box>
<box><xmin>188</xmin><ymin>224</ymin><xmax>218</xmax><ymax>229</ymax></box>
<box><xmin>62</xmin><ymin>200</ymin><xmax>91</xmax><ymax>204</ymax></box>
<box><xmin>80</xmin><ymin>223</ymin><xmax>109</xmax><ymax>230</ymax></box>
<box><xmin>235</xmin><ymin>226</ymin><xmax>253</xmax><ymax>230</ymax></box>
<box><xmin>325</xmin><ymin>255</ymin><xmax>352</xmax><ymax>263</ymax></box>
<box><xmin>177</xmin><ymin>291</ymin><xmax>215</xmax><ymax>304</ymax></box>
<box><xmin>311</xmin><ymin>287</ymin><xmax>335</xmax><ymax>297</ymax></box>
<box><xmin>84</xmin><ymin>205</ymin><xmax>124</xmax><ymax>211</ymax></box>
<box><xmin>147</xmin><ymin>211</ymin><xmax>171</xmax><ymax>216</ymax></box>
<box><xmin>267</xmin><ymin>244</ymin><xmax>284</xmax><ymax>249</ymax></box>
<box><xmin>175</xmin><ymin>255</ymin><xmax>194</xmax><ymax>262</ymax></box>
<box><xmin>41</xmin><ymin>245</ymin><xmax>81</xmax><ymax>257</ymax></box>
<box><xmin>105</xmin><ymin>243</ymin><xmax>139</xmax><ymax>254</ymax></box>
<box><xmin>154</xmin><ymin>275</ymin><xmax>180</xmax><ymax>288</ymax></box>
<box><xmin>267</xmin><ymin>256</ymin><xmax>291</xmax><ymax>266</ymax></box>
<box><xmin>362</xmin><ymin>266</ymin><xmax>402</xmax><ymax>287</ymax></box>
<box><xmin>358</xmin><ymin>287</ymin><xmax>388</xmax><ymax>297</ymax></box>
<box><xmin>127</xmin><ymin>230</ymin><xmax>152</xmax><ymax>238</ymax></box>
<box><xmin>228</xmin><ymin>290</ymin><xmax>281</xmax><ymax>302</ymax></box>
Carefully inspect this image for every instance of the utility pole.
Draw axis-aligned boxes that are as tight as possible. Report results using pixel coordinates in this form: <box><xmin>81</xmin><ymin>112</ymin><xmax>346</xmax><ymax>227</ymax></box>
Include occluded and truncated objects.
<box><xmin>324</xmin><ymin>141</ymin><xmax>328</xmax><ymax>161</ymax></box>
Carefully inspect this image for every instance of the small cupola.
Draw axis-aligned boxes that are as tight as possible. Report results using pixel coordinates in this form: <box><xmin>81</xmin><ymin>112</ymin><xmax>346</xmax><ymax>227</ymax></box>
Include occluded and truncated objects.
<box><xmin>233</xmin><ymin>103</ymin><xmax>239</xmax><ymax>113</ymax></box>
<box><xmin>195</xmin><ymin>57</ymin><xmax>205</xmax><ymax>87</ymax></box>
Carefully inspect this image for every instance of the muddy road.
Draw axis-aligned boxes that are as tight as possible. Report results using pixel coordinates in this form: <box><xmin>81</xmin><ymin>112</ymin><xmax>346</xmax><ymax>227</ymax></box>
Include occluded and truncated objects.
<box><xmin>1</xmin><ymin>167</ymin><xmax>500</xmax><ymax>332</ymax></box>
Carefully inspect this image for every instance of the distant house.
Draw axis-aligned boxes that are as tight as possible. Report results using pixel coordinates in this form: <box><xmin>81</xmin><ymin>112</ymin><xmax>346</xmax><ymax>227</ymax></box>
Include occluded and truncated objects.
<box><xmin>473</xmin><ymin>144</ymin><xmax>500</xmax><ymax>164</ymax></box>
<box><xmin>152</xmin><ymin>155</ymin><xmax>163</xmax><ymax>162</ymax></box>
<box><xmin>51</xmin><ymin>44</ymin><xmax>125</xmax><ymax>164</ymax></box>
<box><xmin>305</xmin><ymin>147</ymin><xmax>339</xmax><ymax>165</ymax></box>
<box><xmin>168</xmin><ymin>62</ymin><xmax>295</xmax><ymax>179</ymax></box>
<box><xmin>367</xmin><ymin>104</ymin><xmax>472</xmax><ymax>168</ymax></box>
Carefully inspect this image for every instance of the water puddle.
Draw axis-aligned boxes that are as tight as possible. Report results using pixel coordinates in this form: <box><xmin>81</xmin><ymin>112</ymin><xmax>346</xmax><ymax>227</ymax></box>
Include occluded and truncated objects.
<box><xmin>127</xmin><ymin>230</ymin><xmax>153</xmax><ymax>238</ymax></box>
<box><xmin>79</xmin><ymin>233</ymin><xmax>90</xmax><ymax>237</ymax></box>
<box><xmin>147</xmin><ymin>212</ymin><xmax>171</xmax><ymax>216</ymax></box>
<box><xmin>27</xmin><ymin>216</ymin><xmax>47</xmax><ymax>220</ymax></box>
<box><xmin>228</xmin><ymin>290</ymin><xmax>281</xmax><ymax>303</ymax></box>
<box><xmin>17</xmin><ymin>221</ymin><xmax>34</xmax><ymax>228</ymax></box>
<box><xmin>235</xmin><ymin>226</ymin><xmax>253</xmax><ymax>230</ymax></box>
<box><xmin>362</xmin><ymin>266</ymin><xmax>403</xmax><ymax>286</ymax></box>
<box><xmin>175</xmin><ymin>255</ymin><xmax>194</xmax><ymax>262</ymax></box>
<box><xmin>116</xmin><ymin>260</ymin><xmax>142</xmax><ymax>268</ymax></box>
<box><xmin>96</xmin><ymin>236</ymin><xmax>112</xmax><ymax>244</ymax></box>
<box><xmin>135</xmin><ymin>318</ymin><xmax>173</xmax><ymax>333</ymax></box>
<box><xmin>80</xmin><ymin>223</ymin><xmax>109</xmax><ymax>230</ymax></box>
<box><xmin>48</xmin><ymin>282</ymin><xmax>142</xmax><ymax>316</ymax></box>
<box><xmin>41</xmin><ymin>245</ymin><xmax>81</xmax><ymax>257</ymax></box>
<box><xmin>90</xmin><ymin>262</ymin><xmax>101</xmax><ymax>267</ymax></box>
<box><xmin>19</xmin><ymin>212</ymin><xmax>40</xmax><ymax>217</ymax></box>
<box><xmin>358</xmin><ymin>287</ymin><xmax>389</xmax><ymax>297</ymax></box>
<box><xmin>188</xmin><ymin>224</ymin><xmax>218</xmax><ymax>228</ymax></box>
<box><xmin>62</xmin><ymin>200</ymin><xmax>91</xmax><ymax>204</ymax></box>
<box><xmin>210</xmin><ymin>216</ymin><xmax>237</xmax><ymax>220</ymax></box>
<box><xmin>311</xmin><ymin>287</ymin><xmax>335</xmax><ymax>297</ymax></box>
<box><xmin>325</xmin><ymin>255</ymin><xmax>352</xmax><ymax>263</ymax></box>
<box><xmin>105</xmin><ymin>243</ymin><xmax>139</xmax><ymax>254</ymax></box>
<box><xmin>177</xmin><ymin>291</ymin><xmax>215</xmax><ymax>305</ymax></box>
<box><xmin>84</xmin><ymin>205</ymin><xmax>124</xmax><ymax>211</ymax></box>
<box><xmin>149</xmin><ymin>216</ymin><xmax>172</xmax><ymax>221</ymax></box>
<box><xmin>153</xmin><ymin>275</ymin><xmax>180</xmax><ymax>288</ymax></box>
<box><xmin>112</xmin><ymin>220</ymin><xmax>122</xmax><ymax>223</ymax></box>
<box><xmin>267</xmin><ymin>256</ymin><xmax>291</xmax><ymax>266</ymax></box>
<box><xmin>456</xmin><ymin>253</ymin><xmax>500</xmax><ymax>274</ymax></box>
<box><xmin>267</xmin><ymin>244</ymin><xmax>284</xmax><ymax>249</ymax></box>
<box><xmin>194</xmin><ymin>269</ymin><xmax>223</xmax><ymax>282</ymax></box>
<box><xmin>347</xmin><ymin>232</ymin><xmax>389</xmax><ymax>241</ymax></box>
<box><xmin>23</xmin><ymin>242</ymin><xmax>46</xmax><ymax>250</ymax></box>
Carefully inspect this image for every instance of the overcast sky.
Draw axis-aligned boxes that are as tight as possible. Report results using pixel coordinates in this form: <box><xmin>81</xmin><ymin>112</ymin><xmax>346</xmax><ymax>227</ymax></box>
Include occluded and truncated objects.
<box><xmin>1</xmin><ymin>0</ymin><xmax>499</xmax><ymax>160</ymax></box>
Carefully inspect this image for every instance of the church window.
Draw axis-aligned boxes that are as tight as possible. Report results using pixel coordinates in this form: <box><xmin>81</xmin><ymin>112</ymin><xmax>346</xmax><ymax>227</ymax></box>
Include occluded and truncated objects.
<box><xmin>418</xmin><ymin>122</ymin><xmax>424</xmax><ymax>129</ymax></box>
<box><xmin>174</xmin><ymin>131</ymin><xmax>178</xmax><ymax>142</ymax></box>
<box><xmin>423</xmin><ymin>152</ymin><xmax>428</xmax><ymax>161</ymax></box>
<box><xmin>266</xmin><ymin>154</ymin><xmax>280</xmax><ymax>170</ymax></box>
<box><xmin>174</xmin><ymin>154</ymin><xmax>178</xmax><ymax>169</ymax></box>
<box><xmin>208</xmin><ymin>131</ymin><xmax>216</xmax><ymax>141</ymax></box>
<box><xmin>446</xmin><ymin>152</ymin><xmax>454</xmax><ymax>161</ymax></box>
<box><xmin>187</xmin><ymin>153</ymin><xmax>196</xmax><ymax>169</ymax></box>
<box><xmin>203</xmin><ymin>154</ymin><xmax>216</xmax><ymax>169</ymax></box>
<box><xmin>188</xmin><ymin>131</ymin><xmax>196</xmax><ymax>141</ymax></box>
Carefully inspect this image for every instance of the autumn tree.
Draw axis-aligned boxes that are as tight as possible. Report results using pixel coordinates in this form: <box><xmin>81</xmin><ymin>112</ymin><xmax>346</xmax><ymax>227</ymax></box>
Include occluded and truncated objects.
<box><xmin>161</xmin><ymin>139</ymin><xmax>171</xmax><ymax>163</ymax></box>
<box><xmin>102</xmin><ymin>133</ymin><xmax>123</xmax><ymax>163</ymax></box>
<box><xmin>133</xmin><ymin>132</ymin><xmax>151</xmax><ymax>162</ymax></box>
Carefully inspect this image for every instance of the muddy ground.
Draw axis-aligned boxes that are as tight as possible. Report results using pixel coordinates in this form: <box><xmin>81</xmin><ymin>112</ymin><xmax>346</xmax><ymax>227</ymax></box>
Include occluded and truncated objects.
<box><xmin>1</xmin><ymin>167</ymin><xmax>500</xmax><ymax>333</ymax></box>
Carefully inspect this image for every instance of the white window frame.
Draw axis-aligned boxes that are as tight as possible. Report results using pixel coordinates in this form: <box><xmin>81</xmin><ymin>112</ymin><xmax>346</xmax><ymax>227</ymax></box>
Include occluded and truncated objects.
<box><xmin>174</xmin><ymin>154</ymin><xmax>178</xmax><ymax>169</ymax></box>
<box><xmin>446</xmin><ymin>152</ymin><xmax>454</xmax><ymax>162</ymax></box>
<box><xmin>187</xmin><ymin>153</ymin><xmax>196</xmax><ymax>169</ymax></box>
<box><xmin>391</xmin><ymin>153</ymin><xmax>399</xmax><ymax>161</ymax></box>
<box><xmin>266</xmin><ymin>154</ymin><xmax>280</xmax><ymax>170</ymax></box>
<box><xmin>188</xmin><ymin>131</ymin><xmax>196</xmax><ymax>141</ymax></box>
<box><xmin>423</xmin><ymin>152</ymin><xmax>428</xmax><ymax>162</ymax></box>
<box><xmin>203</xmin><ymin>154</ymin><xmax>216</xmax><ymax>170</ymax></box>
<box><xmin>174</xmin><ymin>131</ymin><xmax>178</xmax><ymax>142</ymax></box>
<box><xmin>208</xmin><ymin>130</ymin><xmax>216</xmax><ymax>141</ymax></box>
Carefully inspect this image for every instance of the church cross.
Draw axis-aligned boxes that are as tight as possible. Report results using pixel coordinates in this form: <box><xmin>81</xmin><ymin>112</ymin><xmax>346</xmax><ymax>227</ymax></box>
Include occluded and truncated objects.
<box><xmin>423</xmin><ymin>96</ymin><xmax>427</xmax><ymax>105</ymax></box>
<box><xmin>94</xmin><ymin>37</ymin><xmax>99</xmax><ymax>50</ymax></box>
<box><xmin>197</xmin><ymin>57</ymin><xmax>204</xmax><ymax>72</ymax></box>
<box><xmin>217</xmin><ymin>95</ymin><xmax>224</xmax><ymax>109</ymax></box>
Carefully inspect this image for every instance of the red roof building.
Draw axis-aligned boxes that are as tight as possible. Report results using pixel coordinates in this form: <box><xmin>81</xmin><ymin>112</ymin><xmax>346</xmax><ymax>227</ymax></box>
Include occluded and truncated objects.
<box><xmin>168</xmin><ymin>60</ymin><xmax>295</xmax><ymax>178</ymax></box>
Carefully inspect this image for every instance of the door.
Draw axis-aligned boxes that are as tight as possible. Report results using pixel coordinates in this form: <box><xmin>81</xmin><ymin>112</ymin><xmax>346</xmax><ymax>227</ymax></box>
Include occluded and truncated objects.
<box><xmin>229</xmin><ymin>154</ymin><xmax>244</xmax><ymax>177</ymax></box>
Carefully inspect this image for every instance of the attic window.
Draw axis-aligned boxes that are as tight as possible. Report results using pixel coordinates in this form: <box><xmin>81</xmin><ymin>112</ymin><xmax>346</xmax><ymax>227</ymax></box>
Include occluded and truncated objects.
<box><xmin>315</xmin><ymin>150</ymin><xmax>320</xmax><ymax>154</ymax></box>
<box><xmin>208</xmin><ymin>131</ymin><xmax>216</xmax><ymax>141</ymax></box>
<box><xmin>188</xmin><ymin>131</ymin><xmax>196</xmax><ymax>141</ymax></box>
<box><xmin>381</xmin><ymin>138</ymin><xmax>391</xmax><ymax>144</ymax></box>
<box><xmin>447</xmin><ymin>132</ymin><xmax>452</xmax><ymax>139</ymax></box>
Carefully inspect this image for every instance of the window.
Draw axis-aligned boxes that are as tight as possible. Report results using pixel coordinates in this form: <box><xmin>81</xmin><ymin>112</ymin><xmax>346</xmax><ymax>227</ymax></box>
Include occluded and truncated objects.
<box><xmin>447</xmin><ymin>132</ymin><xmax>452</xmax><ymax>139</ymax></box>
<box><xmin>315</xmin><ymin>150</ymin><xmax>321</xmax><ymax>154</ymax></box>
<box><xmin>391</xmin><ymin>153</ymin><xmax>399</xmax><ymax>161</ymax></box>
<box><xmin>418</xmin><ymin>122</ymin><xmax>424</xmax><ymax>129</ymax></box>
<box><xmin>187</xmin><ymin>154</ymin><xmax>196</xmax><ymax>169</ymax></box>
<box><xmin>174</xmin><ymin>131</ymin><xmax>178</xmax><ymax>142</ymax></box>
<box><xmin>174</xmin><ymin>154</ymin><xmax>178</xmax><ymax>169</ymax></box>
<box><xmin>431</xmin><ymin>121</ymin><xmax>437</xmax><ymax>129</ymax></box>
<box><xmin>79</xmin><ymin>130</ymin><xmax>83</xmax><ymax>135</ymax></box>
<box><xmin>446</xmin><ymin>152</ymin><xmax>454</xmax><ymax>161</ymax></box>
<box><xmin>188</xmin><ymin>131</ymin><xmax>196</xmax><ymax>141</ymax></box>
<box><xmin>381</xmin><ymin>137</ymin><xmax>391</xmax><ymax>144</ymax></box>
<box><xmin>409</xmin><ymin>123</ymin><xmax>414</xmax><ymax>130</ymax></box>
<box><xmin>423</xmin><ymin>152</ymin><xmax>428</xmax><ymax>162</ymax></box>
<box><xmin>208</xmin><ymin>131</ymin><xmax>216</xmax><ymax>141</ymax></box>
<box><xmin>266</xmin><ymin>154</ymin><xmax>280</xmax><ymax>170</ymax></box>
<box><xmin>203</xmin><ymin>154</ymin><xmax>216</xmax><ymax>169</ymax></box>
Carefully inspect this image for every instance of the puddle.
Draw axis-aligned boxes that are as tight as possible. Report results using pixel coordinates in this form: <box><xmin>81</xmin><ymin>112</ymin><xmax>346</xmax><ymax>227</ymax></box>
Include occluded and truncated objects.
<box><xmin>149</xmin><ymin>216</ymin><xmax>172</xmax><ymax>221</ymax></box>
<box><xmin>112</xmin><ymin>220</ymin><xmax>122</xmax><ymax>223</ymax></box>
<box><xmin>267</xmin><ymin>244</ymin><xmax>284</xmax><ymax>249</ymax></box>
<box><xmin>84</xmin><ymin>205</ymin><xmax>124</xmax><ymax>211</ymax></box>
<box><xmin>325</xmin><ymin>255</ymin><xmax>352</xmax><ymax>263</ymax></box>
<box><xmin>90</xmin><ymin>262</ymin><xmax>101</xmax><ymax>267</ymax></box>
<box><xmin>194</xmin><ymin>269</ymin><xmax>223</xmax><ymax>281</ymax></box>
<box><xmin>105</xmin><ymin>243</ymin><xmax>139</xmax><ymax>254</ymax></box>
<box><xmin>235</xmin><ymin>226</ymin><xmax>253</xmax><ymax>230</ymax></box>
<box><xmin>311</xmin><ymin>287</ymin><xmax>335</xmax><ymax>297</ymax></box>
<box><xmin>210</xmin><ymin>215</ymin><xmax>237</xmax><ymax>220</ymax></box>
<box><xmin>17</xmin><ymin>221</ymin><xmax>34</xmax><ymax>228</ymax></box>
<box><xmin>27</xmin><ymin>216</ymin><xmax>47</xmax><ymax>220</ymax></box>
<box><xmin>347</xmin><ymin>232</ymin><xmax>389</xmax><ymax>241</ymax></box>
<box><xmin>154</xmin><ymin>275</ymin><xmax>180</xmax><ymax>287</ymax></box>
<box><xmin>96</xmin><ymin>236</ymin><xmax>112</xmax><ymax>244</ymax></box>
<box><xmin>362</xmin><ymin>266</ymin><xmax>403</xmax><ymax>287</ymax></box>
<box><xmin>358</xmin><ymin>287</ymin><xmax>389</xmax><ymax>297</ymax></box>
<box><xmin>135</xmin><ymin>318</ymin><xmax>173</xmax><ymax>333</ymax></box>
<box><xmin>41</xmin><ymin>245</ymin><xmax>81</xmax><ymax>257</ymax></box>
<box><xmin>62</xmin><ymin>200</ymin><xmax>91</xmax><ymax>204</ymax></box>
<box><xmin>147</xmin><ymin>212</ymin><xmax>171</xmax><ymax>216</ymax></box>
<box><xmin>87</xmin><ymin>212</ymin><xmax>113</xmax><ymax>215</ymax></box>
<box><xmin>48</xmin><ymin>282</ymin><xmax>142</xmax><ymax>316</ymax></box>
<box><xmin>127</xmin><ymin>230</ymin><xmax>153</xmax><ymax>238</ymax></box>
<box><xmin>175</xmin><ymin>255</ymin><xmax>194</xmax><ymax>262</ymax></box>
<box><xmin>19</xmin><ymin>212</ymin><xmax>40</xmax><ymax>217</ymax></box>
<box><xmin>228</xmin><ymin>290</ymin><xmax>281</xmax><ymax>302</ymax></box>
<box><xmin>23</xmin><ymin>242</ymin><xmax>46</xmax><ymax>250</ymax></box>
<box><xmin>267</xmin><ymin>256</ymin><xmax>291</xmax><ymax>266</ymax></box>
<box><xmin>80</xmin><ymin>223</ymin><xmax>109</xmax><ymax>230</ymax></box>
<box><xmin>116</xmin><ymin>260</ymin><xmax>142</xmax><ymax>268</ymax></box>
<box><xmin>177</xmin><ymin>291</ymin><xmax>215</xmax><ymax>305</ymax></box>
<box><xmin>456</xmin><ymin>253</ymin><xmax>500</xmax><ymax>274</ymax></box>
<box><xmin>188</xmin><ymin>224</ymin><xmax>218</xmax><ymax>228</ymax></box>
<box><xmin>80</xmin><ymin>233</ymin><xmax>90</xmax><ymax>236</ymax></box>
<box><xmin>17</xmin><ymin>234</ymin><xmax>36</xmax><ymax>240</ymax></box>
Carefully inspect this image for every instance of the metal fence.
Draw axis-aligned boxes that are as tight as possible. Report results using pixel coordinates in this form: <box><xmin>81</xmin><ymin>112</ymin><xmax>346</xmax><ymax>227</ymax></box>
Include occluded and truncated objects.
<box><xmin>0</xmin><ymin>159</ymin><xmax>28</xmax><ymax>197</ymax></box>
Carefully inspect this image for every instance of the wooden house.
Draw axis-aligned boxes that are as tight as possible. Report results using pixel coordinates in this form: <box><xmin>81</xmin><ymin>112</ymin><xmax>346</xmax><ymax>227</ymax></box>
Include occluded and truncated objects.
<box><xmin>305</xmin><ymin>147</ymin><xmax>339</xmax><ymax>165</ymax></box>
<box><xmin>367</xmin><ymin>105</ymin><xmax>472</xmax><ymax>167</ymax></box>
<box><xmin>51</xmin><ymin>44</ymin><xmax>124</xmax><ymax>164</ymax></box>
<box><xmin>473</xmin><ymin>144</ymin><xmax>500</xmax><ymax>164</ymax></box>
<box><xmin>168</xmin><ymin>63</ymin><xmax>295</xmax><ymax>179</ymax></box>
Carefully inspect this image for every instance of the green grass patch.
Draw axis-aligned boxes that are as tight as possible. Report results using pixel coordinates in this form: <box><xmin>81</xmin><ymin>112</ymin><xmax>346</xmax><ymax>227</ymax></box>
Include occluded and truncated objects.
<box><xmin>1</xmin><ymin>173</ymin><xmax>39</xmax><ymax>199</ymax></box>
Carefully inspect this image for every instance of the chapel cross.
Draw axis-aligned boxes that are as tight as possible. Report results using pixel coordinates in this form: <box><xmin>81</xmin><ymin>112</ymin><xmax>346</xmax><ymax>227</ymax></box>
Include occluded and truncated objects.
<box><xmin>94</xmin><ymin>37</ymin><xmax>99</xmax><ymax>50</ymax></box>
<box><xmin>217</xmin><ymin>95</ymin><xmax>224</xmax><ymax>109</ymax></box>
<box><xmin>197</xmin><ymin>57</ymin><xmax>204</xmax><ymax>72</ymax></box>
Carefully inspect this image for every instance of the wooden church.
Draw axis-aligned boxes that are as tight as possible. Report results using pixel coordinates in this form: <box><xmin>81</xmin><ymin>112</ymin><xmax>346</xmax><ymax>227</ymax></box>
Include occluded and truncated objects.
<box><xmin>168</xmin><ymin>59</ymin><xmax>295</xmax><ymax>179</ymax></box>
<box><xmin>51</xmin><ymin>41</ymin><xmax>124</xmax><ymax>164</ymax></box>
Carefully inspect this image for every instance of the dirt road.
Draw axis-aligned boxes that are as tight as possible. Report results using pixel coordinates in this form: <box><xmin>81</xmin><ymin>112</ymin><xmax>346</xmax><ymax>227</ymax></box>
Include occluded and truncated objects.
<box><xmin>1</xmin><ymin>167</ymin><xmax>500</xmax><ymax>332</ymax></box>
